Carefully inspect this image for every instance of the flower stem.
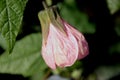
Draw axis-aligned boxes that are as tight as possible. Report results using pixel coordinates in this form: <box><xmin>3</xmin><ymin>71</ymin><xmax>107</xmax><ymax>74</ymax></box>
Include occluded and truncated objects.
<box><xmin>42</xmin><ymin>1</ymin><xmax>48</xmax><ymax>9</ymax></box>
<box><xmin>42</xmin><ymin>0</ymin><xmax>52</xmax><ymax>9</ymax></box>
<box><xmin>46</xmin><ymin>0</ymin><xmax>52</xmax><ymax>6</ymax></box>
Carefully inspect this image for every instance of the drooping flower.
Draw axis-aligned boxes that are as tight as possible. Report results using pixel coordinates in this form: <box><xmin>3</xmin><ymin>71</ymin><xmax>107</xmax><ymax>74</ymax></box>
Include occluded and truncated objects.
<box><xmin>38</xmin><ymin>7</ymin><xmax>89</xmax><ymax>69</ymax></box>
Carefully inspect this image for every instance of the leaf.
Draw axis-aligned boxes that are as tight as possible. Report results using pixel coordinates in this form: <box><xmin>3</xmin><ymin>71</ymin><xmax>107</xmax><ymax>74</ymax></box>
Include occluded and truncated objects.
<box><xmin>59</xmin><ymin>0</ymin><xmax>95</xmax><ymax>34</ymax></box>
<box><xmin>0</xmin><ymin>33</ymin><xmax>48</xmax><ymax>76</ymax></box>
<box><xmin>114</xmin><ymin>17</ymin><xmax>120</xmax><ymax>36</ymax></box>
<box><xmin>30</xmin><ymin>72</ymin><xmax>45</xmax><ymax>80</ymax></box>
<box><xmin>0</xmin><ymin>33</ymin><xmax>7</xmax><ymax>50</ymax></box>
<box><xmin>0</xmin><ymin>0</ymin><xmax>28</xmax><ymax>52</ymax></box>
<box><xmin>107</xmin><ymin>0</ymin><xmax>120</xmax><ymax>14</ymax></box>
<box><xmin>109</xmin><ymin>42</ymin><xmax>120</xmax><ymax>54</ymax></box>
<box><xmin>95</xmin><ymin>65</ymin><xmax>120</xmax><ymax>80</ymax></box>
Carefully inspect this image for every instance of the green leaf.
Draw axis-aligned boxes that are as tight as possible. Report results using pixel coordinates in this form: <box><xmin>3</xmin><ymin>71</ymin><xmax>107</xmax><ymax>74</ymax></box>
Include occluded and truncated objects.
<box><xmin>109</xmin><ymin>42</ymin><xmax>120</xmax><ymax>54</ymax></box>
<box><xmin>107</xmin><ymin>0</ymin><xmax>120</xmax><ymax>14</ymax></box>
<box><xmin>114</xmin><ymin>17</ymin><xmax>120</xmax><ymax>36</ymax></box>
<box><xmin>0</xmin><ymin>33</ymin><xmax>48</xmax><ymax>76</ymax></box>
<box><xmin>30</xmin><ymin>72</ymin><xmax>45</xmax><ymax>80</ymax></box>
<box><xmin>30</xmin><ymin>69</ymin><xmax>51</xmax><ymax>80</ymax></box>
<box><xmin>59</xmin><ymin>0</ymin><xmax>95</xmax><ymax>34</ymax></box>
<box><xmin>95</xmin><ymin>65</ymin><xmax>120</xmax><ymax>80</ymax></box>
<box><xmin>0</xmin><ymin>33</ymin><xmax>7</xmax><ymax>50</ymax></box>
<box><xmin>0</xmin><ymin>0</ymin><xmax>28</xmax><ymax>52</ymax></box>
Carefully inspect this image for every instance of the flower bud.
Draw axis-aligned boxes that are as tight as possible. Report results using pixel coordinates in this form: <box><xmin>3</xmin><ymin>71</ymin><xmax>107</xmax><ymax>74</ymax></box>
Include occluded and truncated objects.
<box><xmin>38</xmin><ymin>7</ymin><xmax>89</xmax><ymax>69</ymax></box>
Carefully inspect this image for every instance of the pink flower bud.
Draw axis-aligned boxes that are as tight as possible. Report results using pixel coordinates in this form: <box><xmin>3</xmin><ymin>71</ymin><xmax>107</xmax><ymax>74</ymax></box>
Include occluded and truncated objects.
<box><xmin>38</xmin><ymin>8</ymin><xmax>89</xmax><ymax>69</ymax></box>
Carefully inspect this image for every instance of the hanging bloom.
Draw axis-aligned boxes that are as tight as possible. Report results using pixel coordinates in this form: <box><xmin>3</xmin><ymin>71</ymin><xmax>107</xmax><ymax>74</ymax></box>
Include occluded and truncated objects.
<box><xmin>38</xmin><ymin>7</ymin><xmax>89</xmax><ymax>69</ymax></box>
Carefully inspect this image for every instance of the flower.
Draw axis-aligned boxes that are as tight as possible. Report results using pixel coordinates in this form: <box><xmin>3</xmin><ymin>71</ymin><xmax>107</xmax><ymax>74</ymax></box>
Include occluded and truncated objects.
<box><xmin>38</xmin><ymin>8</ymin><xmax>89</xmax><ymax>69</ymax></box>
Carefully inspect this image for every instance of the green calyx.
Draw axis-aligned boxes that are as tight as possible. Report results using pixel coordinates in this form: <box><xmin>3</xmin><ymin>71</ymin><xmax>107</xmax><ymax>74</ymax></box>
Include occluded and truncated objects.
<box><xmin>38</xmin><ymin>4</ymin><xmax>67</xmax><ymax>44</ymax></box>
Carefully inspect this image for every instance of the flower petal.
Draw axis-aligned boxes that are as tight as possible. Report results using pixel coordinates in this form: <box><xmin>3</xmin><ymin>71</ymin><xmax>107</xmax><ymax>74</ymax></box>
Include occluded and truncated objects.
<box><xmin>63</xmin><ymin>20</ymin><xmax>89</xmax><ymax>59</ymax></box>
<box><xmin>50</xmin><ymin>23</ymin><xmax>79</xmax><ymax>67</ymax></box>
<box><xmin>42</xmin><ymin>32</ymin><xmax>56</xmax><ymax>69</ymax></box>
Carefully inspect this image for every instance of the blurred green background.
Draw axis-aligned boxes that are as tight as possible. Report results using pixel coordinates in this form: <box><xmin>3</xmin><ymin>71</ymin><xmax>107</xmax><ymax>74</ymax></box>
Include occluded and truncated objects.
<box><xmin>0</xmin><ymin>0</ymin><xmax>120</xmax><ymax>80</ymax></box>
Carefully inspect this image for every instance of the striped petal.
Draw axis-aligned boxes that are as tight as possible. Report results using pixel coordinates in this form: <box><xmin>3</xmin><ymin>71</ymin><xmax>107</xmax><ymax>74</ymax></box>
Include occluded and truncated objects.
<box><xmin>63</xmin><ymin>20</ymin><xmax>89</xmax><ymax>59</ymax></box>
<box><xmin>49</xmin><ymin>23</ymin><xmax>79</xmax><ymax>67</ymax></box>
